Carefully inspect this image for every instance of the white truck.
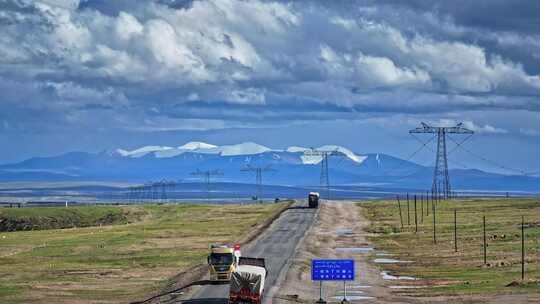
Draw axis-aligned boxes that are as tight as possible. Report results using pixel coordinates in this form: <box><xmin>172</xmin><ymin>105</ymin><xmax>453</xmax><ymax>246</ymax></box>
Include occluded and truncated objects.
<box><xmin>228</xmin><ymin>257</ymin><xmax>267</xmax><ymax>304</ymax></box>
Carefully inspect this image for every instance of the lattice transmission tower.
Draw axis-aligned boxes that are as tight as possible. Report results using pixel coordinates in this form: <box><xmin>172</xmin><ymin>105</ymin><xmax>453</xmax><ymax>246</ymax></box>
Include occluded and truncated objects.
<box><xmin>190</xmin><ymin>169</ymin><xmax>223</xmax><ymax>201</ymax></box>
<box><xmin>241</xmin><ymin>164</ymin><xmax>275</xmax><ymax>202</ymax></box>
<box><xmin>303</xmin><ymin>148</ymin><xmax>341</xmax><ymax>199</ymax></box>
<box><xmin>409</xmin><ymin>122</ymin><xmax>473</xmax><ymax>198</ymax></box>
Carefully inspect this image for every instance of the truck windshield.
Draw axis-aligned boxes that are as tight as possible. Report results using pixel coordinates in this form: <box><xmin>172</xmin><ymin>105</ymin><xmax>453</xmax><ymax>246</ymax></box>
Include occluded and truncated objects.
<box><xmin>210</xmin><ymin>253</ymin><xmax>233</xmax><ymax>265</ymax></box>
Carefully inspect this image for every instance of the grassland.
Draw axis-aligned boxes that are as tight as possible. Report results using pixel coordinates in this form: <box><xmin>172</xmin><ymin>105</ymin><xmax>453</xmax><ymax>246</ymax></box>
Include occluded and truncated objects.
<box><xmin>360</xmin><ymin>197</ymin><xmax>540</xmax><ymax>297</ymax></box>
<box><xmin>0</xmin><ymin>202</ymin><xmax>290</xmax><ymax>303</ymax></box>
<box><xmin>0</xmin><ymin>206</ymin><xmax>142</xmax><ymax>231</ymax></box>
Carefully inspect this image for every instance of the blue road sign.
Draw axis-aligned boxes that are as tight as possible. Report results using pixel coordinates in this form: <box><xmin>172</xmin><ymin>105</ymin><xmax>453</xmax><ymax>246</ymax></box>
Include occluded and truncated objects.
<box><xmin>311</xmin><ymin>259</ymin><xmax>355</xmax><ymax>281</ymax></box>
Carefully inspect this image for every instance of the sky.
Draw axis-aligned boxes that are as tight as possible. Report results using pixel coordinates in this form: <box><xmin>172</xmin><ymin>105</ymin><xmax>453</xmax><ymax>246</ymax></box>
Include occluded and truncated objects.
<box><xmin>0</xmin><ymin>0</ymin><xmax>539</xmax><ymax>175</ymax></box>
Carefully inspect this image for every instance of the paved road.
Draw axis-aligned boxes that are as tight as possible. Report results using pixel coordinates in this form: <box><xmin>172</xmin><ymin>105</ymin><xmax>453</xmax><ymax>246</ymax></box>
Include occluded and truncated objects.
<box><xmin>180</xmin><ymin>204</ymin><xmax>317</xmax><ymax>304</ymax></box>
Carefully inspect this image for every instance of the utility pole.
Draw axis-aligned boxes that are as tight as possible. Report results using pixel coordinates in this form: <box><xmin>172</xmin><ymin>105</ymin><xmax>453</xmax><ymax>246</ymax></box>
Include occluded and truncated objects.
<box><xmin>410</xmin><ymin>122</ymin><xmax>473</xmax><ymax>198</ymax></box>
<box><xmin>303</xmin><ymin>148</ymin><xmax>342</xmax><ymax>200</ymax></box>
<box><xmin>241</xmin><ymin>164</ymin><xmax>276</xmax><ymax>202</ymax></box>
<box><xmin>190</xmin><ymin>169</ymin><xmax>223</xmax><ymax>201</ymax></box>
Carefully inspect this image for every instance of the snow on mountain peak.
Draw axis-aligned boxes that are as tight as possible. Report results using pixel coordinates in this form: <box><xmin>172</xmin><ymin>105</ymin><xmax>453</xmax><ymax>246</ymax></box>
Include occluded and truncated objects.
<box><xmin>318</xmin><ymin>145</ymin><xmax>366</xmax><ymax>163</ymax></box>
<box><xmin>118</xmin><ymin>141</ymin><xmax>274</xmax><ymax>158</ymax></box>
<box><xmin>116</xmin><ymin>142</ymin><xmax>365</xmax><ymax>163</ymax></box>
<box><xmin>116</xmin><ymin>146</ymin><xmax>173</xmax><ymax>158</ymax></box>
<box><xmin>219</xmin><ymin>142</ymin><xmax>272</xmax><ymax>156</ymax></box>
<box><xmin>178</xmin><ymin>141</ymin><xmax>217</xmax><ymax>150</ymax></box>
<box><xmin>299</xmin><ymin>145</ymin><xmax>366</xmax><ymax>164</ymax></box>
<box><xmin>286</xmin><ymin>146</ymin><xmax>308</xmax><ymax>153</ymax></box>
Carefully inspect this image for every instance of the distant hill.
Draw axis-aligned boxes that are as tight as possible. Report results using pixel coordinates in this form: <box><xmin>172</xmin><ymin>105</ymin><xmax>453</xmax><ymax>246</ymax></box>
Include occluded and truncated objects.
<box><xmin>0</xmin><ymin>141</ymin><xmax>538</xmax><ymax>192</ymax></box>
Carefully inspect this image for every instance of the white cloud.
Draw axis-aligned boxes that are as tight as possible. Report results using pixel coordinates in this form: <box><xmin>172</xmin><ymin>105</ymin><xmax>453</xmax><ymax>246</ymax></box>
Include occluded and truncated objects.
<box><xmin>226</xmin><ymin>88</ymin><xmax>266</xmax><ymax>105</ymax></box>
<box><xmin>43</xmin><ymin>81</ymin><xmax>128</xmax><ymax>105</ymax></box>
<box><xmin>1</xmin><ymin>0</ymin><xmax>540</xmax><ymax>133</ymax></box>
<box><xmin>187</xmin><ymin>93</ymin><xmax>200</xmax><ymax>101</ymax></box>
<box><xmin>318</xmin><ymin>45</ymin><xmax>430</xmax><ymax>88</ymax></box>
<box><xmin>430</xmin><ymin>119</ymin><xmax>508</xmax><ymax>134</ymax></box>
<box><xmin>128</xmin><ymin>117</ymin><xmax>255</xmax><ymax>131</ymax></box>
<box><xmin>356</xmin><ymin>53</ymin><xmax>431</xmax><ymax>86</ymax></box>
<box><xmin>36</xmin><ymin>0</ymin><xmax>79</xmax><ymax>11</ymax></box>
<box><xmin>520</xmin><ymin>128</ymin><xmax>540</xmax><ymax>136</ymax></box>
<box><xmin>115</xmin><ymin>12</ymin><xmax>143</xmax><ymax>41</ymax></box>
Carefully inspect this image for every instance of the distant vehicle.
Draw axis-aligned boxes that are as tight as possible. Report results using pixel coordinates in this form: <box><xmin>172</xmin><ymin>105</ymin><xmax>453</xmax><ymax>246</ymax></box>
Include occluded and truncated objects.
<box><xmin>229</xmin><ymin>257</ymin><xmax>267</xmax><ymax>304</ymax></box>
<box><xmin>308</xmin><ymin>192</ymin><xmax>320</xmax><ymax>208</ymax></box>
<box><xmin>208</xmin><ymin>244</ymin><xmax>241</xmax><ymax>281</ymax></box>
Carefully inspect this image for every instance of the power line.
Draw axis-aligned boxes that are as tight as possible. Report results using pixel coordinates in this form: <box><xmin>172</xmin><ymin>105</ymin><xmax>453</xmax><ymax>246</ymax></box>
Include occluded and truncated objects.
<box><xmin>447</xmin><ymin>133</ymin><xmax>473</xmax><ymax>156</ymax></box>
<box><xmin>127</xmin><ymin>180</ymin><xmax>181</xmax><ymax>204</ymax></box>
<box><xmin>446</xmin><ymin>136</ymin><xmax>532</xmax><ymax>176</ymax></box>
<box><xmin>381</xmin><ymin>134</ymin><xmax>437</xmax><ymax>177</ymax></box>
<box><xmin>420</xmin><ymin>139</ymin><xmax>472</xmax><ymax>170</ymax></box>
<box><xmin>303</xmin><ymin>148</ymin><xmax>342</xmax><ymax>199</ymax></box>
<box><xmin>190</xmin><ymin>169</ymin><xmax>223</xmax><ymax>201</ymax></box>
<box><xmin>410</xmin><ymin>122</ymin><xmax>474</xmax><ymax>198</ymax></box>
<box><xmin>241</xmin><ymin>164</ymin><xmax>276</xmax><ymax>202</ymax></box>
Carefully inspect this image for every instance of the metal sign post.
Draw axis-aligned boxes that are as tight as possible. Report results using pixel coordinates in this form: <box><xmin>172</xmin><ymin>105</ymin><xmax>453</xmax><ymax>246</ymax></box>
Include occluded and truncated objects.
<box><xmin>312</xmin><ymin>259</ymin><xmax>355</xmax><ymax>303</ymax></box>
<box><xmin>316</xmin><ymin>281</ymin><xmax>325</xmax><ymax>304</ymax></box>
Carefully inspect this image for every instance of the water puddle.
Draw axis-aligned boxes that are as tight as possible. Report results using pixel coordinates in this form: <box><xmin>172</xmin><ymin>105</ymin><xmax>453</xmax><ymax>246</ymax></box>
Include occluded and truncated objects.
<box><xmin>373</xmin><ymin>258</ymin><xmax>411</xmax><ymax>264</ymax></box>
<box><xmin>335</xmin><ymin>290</ymin><xmax>364</xmax><ymax>295</ymax></box>
<box><xmin>331</xmin><ymin>295</ymin><xmax>375</xmax><ymax>301</ymax></box>
<box><xmin>381</xmin><ymin>271</ymin><xmax>416</xmax><ymax>281</ymax></box>
<box><xmin>388</xmin><ymin>285</ymin><xmax>427</xmax><ymax>289</ymax></box>
<box><xmin>336</xmin><ymin>228</ymin><xmax>354</xmax><ymax>236</ymax></box>
<box><xmin>375</xmin><ymin>252</ymin><xmax>394</xmax><ymax>257</ymax></box>
<box><xmin>336</xmin><ymin>247</ymin><xmax>373</xmax><ymax>253</ymax></box>
<box><xmin>349</xmin><ymin>285</ymin><xmax>372</xmax><ymax>289</ymax></box>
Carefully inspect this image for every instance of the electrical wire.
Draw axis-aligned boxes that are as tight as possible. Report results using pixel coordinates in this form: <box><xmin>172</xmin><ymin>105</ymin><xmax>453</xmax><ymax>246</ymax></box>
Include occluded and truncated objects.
<box><xmin>447</xmin><ymin>133</ymin><xmax>473</xmax><ymax>156</ymax></box>
<box><xmin>380</xmin><ymin>134</ymin><xmax>437</xmax><ymax>176</ymax></box>
<box><xmin>446</xmin><ymin>136</ymin><xmax>531</xmax><ymax>175</ymax></box>
<box><xmin>420</xmin><ymin>138</ymin><xmax>471</xmax><ymax>170</ymax></box>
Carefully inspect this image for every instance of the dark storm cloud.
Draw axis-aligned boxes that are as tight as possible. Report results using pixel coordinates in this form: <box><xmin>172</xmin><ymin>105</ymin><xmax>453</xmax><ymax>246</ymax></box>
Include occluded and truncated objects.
<box><xmin>373</xmin><ymin>0</ymin><xmax>540</xmax><ymax>33</ymax></box>
<box><xmin>366</xmin><ymin>0</ymin><xmax>540</xmax><ymax>75</ymax></box>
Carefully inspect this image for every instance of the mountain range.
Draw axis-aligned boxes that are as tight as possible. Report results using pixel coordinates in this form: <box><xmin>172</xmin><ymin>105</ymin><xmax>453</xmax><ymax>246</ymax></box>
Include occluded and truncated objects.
<box><xmin>0</xmin><ymin>141</ymin><xmax>538</xmax><ymax>192</ymax></box>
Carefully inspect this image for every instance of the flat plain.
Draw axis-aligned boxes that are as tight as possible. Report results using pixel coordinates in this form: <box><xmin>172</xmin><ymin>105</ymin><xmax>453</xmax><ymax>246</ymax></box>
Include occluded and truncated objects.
<box><xmin>0</xmin><ymin>203</ymin><xmax>289</xmax><ymax>303</ymax></box>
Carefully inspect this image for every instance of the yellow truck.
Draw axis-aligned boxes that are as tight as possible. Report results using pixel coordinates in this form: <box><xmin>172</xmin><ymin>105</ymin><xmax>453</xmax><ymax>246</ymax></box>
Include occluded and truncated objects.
<box><xmin>208</xmin><ymin>244</ymin><xmax>241</xmax><ymax>281</ymax></box>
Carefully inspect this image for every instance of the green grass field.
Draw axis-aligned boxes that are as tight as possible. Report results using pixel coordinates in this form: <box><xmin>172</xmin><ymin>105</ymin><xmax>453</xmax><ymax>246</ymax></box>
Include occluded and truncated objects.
<box><xmin>360</xmin><ymin>197</ymin><xmax>540</xmax><ymax>297</ymax></box>
<box><xmin>0</xmin><ymin>205</ymin><xmax>143</xmax><ymax>231</ymax></box>
<box><xmin>0</xmin><ymin>202</ymin><xmax>290</xmax><ymax>303</ymax></box>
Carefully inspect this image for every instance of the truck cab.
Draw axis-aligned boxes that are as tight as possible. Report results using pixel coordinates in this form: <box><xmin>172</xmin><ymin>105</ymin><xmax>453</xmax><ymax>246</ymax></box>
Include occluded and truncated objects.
<box><xmin>208</xmin><ymin>244</ymin><xmax>241</xmax><ymax>281</ymax></box>
<box><xmin>308</xmin><ymin>192</ymin><xmax>320</xmax><ymax>208</ymax></box>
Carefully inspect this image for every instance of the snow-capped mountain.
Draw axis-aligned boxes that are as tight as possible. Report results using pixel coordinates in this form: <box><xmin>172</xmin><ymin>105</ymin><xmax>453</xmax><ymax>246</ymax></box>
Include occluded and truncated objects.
<box><xmin>114</xmin><ymin>141</ymin><xmax>366</xmax><ymax>165</ymax></box>
<box><xmin>0</xmin><ymin>141</ymin><xmax>538</xmax><ymax>191</ymax></box>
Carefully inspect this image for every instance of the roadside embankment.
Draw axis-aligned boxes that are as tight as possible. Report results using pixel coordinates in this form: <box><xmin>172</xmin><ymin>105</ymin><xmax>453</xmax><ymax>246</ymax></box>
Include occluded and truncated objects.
<box><xmin>0</xmin><ymin>206</ymin><xmax>145</xmax><ymax>232</ymax></box>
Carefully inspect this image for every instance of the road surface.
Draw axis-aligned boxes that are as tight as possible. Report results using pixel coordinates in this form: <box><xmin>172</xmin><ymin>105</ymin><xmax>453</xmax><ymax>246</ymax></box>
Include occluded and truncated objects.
<box><xmin>180</xmin><ymin>204</ymin><xmax>317</xmax><ymax>304</ymax></box>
